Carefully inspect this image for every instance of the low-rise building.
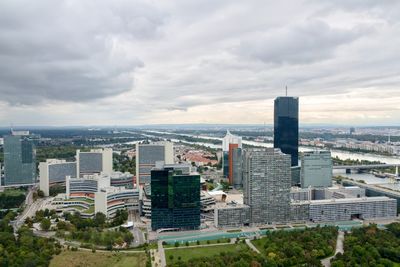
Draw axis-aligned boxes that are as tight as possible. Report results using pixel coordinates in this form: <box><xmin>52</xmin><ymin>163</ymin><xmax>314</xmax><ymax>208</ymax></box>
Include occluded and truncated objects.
<box><xmin>214</xmin><ymin>202</ymin><xmax>250</xmax><ymax>228</ymax></box>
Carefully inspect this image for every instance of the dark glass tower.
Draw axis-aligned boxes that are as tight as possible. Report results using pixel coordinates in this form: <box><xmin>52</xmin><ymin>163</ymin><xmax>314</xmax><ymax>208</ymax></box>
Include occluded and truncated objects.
<box><xmin>274</xmin><ymin>96</ymin><xmax>299</xmax><ymax>166</ymax></box>
<box><xmin>151</xmin><ymin>167</ymin><xmax>200</xmax><ymax>231</ymax></box>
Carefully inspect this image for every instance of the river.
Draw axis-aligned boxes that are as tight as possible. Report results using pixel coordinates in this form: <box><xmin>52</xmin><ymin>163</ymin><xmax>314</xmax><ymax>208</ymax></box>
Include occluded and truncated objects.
<box><xmin>145</xmin><ymin>130</ymin><xmax>400</xmax><ymax>164</ymax></box>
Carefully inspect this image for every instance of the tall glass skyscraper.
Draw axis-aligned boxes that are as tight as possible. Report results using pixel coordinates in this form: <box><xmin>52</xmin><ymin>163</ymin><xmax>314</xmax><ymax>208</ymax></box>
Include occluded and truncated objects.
<box><xmin>274</xmin><ymin>96</ymin><xmax>299</xmax><ymax>166</ymax></box>
<box><xmin>3</xmin><ymin>132</ymin><xmax>36</xmax><ymax>185</ymax></box>
<box><xmin>151</xmin><ymin>165</ymin><xmax>200</xmax><ymax>231</ymax></box>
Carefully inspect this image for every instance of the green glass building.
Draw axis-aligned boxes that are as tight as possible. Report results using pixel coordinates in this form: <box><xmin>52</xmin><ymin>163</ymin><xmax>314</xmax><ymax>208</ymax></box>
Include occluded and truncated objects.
<box><xmin>3</xmin><ymin>134</ymin><xmax>36</xmax><ymax>186</ymax></box>
<box><xmin>151</xmin><ymin>167</ymin><xmax>200</xmax><ymax>231</ymax></box>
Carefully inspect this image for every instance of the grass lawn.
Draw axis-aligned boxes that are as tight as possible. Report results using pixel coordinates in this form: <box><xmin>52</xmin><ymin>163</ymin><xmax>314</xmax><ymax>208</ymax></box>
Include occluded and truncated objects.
<box><xmin>50</xmin><ymin>250</ymin><xmax>147</xmax><ymax>267</ymax></box>
<box><xmin>165</xmin><ymin>243</ymin><xmax>248</xmax><ymax>264</ymax></box>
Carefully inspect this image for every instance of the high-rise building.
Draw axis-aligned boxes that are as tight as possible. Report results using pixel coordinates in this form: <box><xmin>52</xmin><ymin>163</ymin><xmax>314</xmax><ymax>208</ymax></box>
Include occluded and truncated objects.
<box><xmin>76</xmin><ymin>148</ymin><xmax>113</xmax><ymax>177</ymax></box>
<box><xmin>136</xmin><ymin>142</ymin><xmax>174</xmax><ymax>185</ymax></box>
<box><xmin>3</xmin><ymin>131</ymin><xmax>36</xmax><ymax>186</ymax></box>
<box><xmin>243</xmin><ymin>148</ymin><xmax>291</xmax><ymax>225</ymax></box>
<box><xmin>231</xmin><ymin>147</ymin><xmax>243</xmax><ymax>188</ymax></box>
<box><xmin>151</xmin><ymin>164</ymin><xmax>200</xmax><ymax>231</ymax></box>
<box><xmin>39</xmin><ymin>159</ymin><xmax>77</xmax><ymax>196</ymax></box>
<box><xmin>222</xmin><ymin>131</ymin><xmax>242</xmax><ymax>184</ymax></box>
<box><xmin>274</xmin><ymin>96</ymin><xmax>299</xmax><ymax>166</ymax></box>
<box><xmin>301</xmin><ymin>150</ymin><xmax>333</xmax><ymax>188</ymax></box>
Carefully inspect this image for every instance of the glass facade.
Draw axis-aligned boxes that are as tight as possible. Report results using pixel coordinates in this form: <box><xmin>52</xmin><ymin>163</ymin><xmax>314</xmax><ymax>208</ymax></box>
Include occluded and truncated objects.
<box><xmin>274</xmin><ymin>96</ymin><xmax>299</xmax><ymax>166</ymax></box>
<box><xmin>4</xmin><ymin>135</ymin><xmax>36</xmax><ymax>185</ymax></box>
<box><xmin>79</xmin><ymin>152</ymin><xmax>103</xmax><ymax>175</ymax></box>
<box><xmin>151</xmin><ymin>168</ymin><xmax>200</xmax><ymax>231</ymax></box>
<box><xmin>49</xmin><ymin>162</ymin><xmax>77</xmax><ymax>183</ymax></box>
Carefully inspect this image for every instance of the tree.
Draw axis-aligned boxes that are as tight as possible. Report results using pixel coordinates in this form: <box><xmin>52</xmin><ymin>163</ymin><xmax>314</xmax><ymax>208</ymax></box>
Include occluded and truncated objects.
<box><xmin>40</xmin><ymin>218</ymin><xmax>51</xmax><ymax>231</ymax></box>
<box><xmin>37</xmin><ymin>190</ymin><xmax>45</xmax><ymax>198</ymax></box>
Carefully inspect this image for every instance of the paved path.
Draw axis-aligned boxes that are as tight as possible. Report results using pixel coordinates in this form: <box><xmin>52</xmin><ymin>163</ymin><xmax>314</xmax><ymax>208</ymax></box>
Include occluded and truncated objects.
<box><xmin>245</xmin><ymin>239</ymin><xmax>261</xmax><ymax>254</ymax></box>
<box><xmin>321</xmin><ymin>231</ymin><xmax>345</xmax><ymax>267</ymax></box>
<box><xmin>151</xmin><ymin>241</ymin><xmax>166</xmax><ymax>267</ymax></box>
<box><xmin>164</xmin><ymin>242</ymin><xmax>232</xmax><ymax>250</ymax></box>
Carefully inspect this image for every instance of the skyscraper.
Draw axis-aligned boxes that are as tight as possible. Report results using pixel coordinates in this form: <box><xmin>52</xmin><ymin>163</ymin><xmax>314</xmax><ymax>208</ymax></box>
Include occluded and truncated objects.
<box><xmin>136</xmin><ymin>141</ymin><xmax>174</xmax><ymax>185</ymax></box>
<box><xmin>151</xmin><ymin>164</ymin><xmax>200</xmax><ymax>231</ymax></box>
<box><xmin>3</xmin><ymin>131</ymin><xmax>36</xmax><ymax>186</ymax></box>
<box><xmin>274</xmin><ymin>96</ymin><xmax>299</xmax><ymax>166</ymax></box>
<box><xmin>222</xmin><ymin>131</ymin><xmax>242</xmax><ymax>184</ymax></box>
<box><xmin>243</xmin><ymin>148</ymin><xmax>291</xmax><ymax>225</ymax></box>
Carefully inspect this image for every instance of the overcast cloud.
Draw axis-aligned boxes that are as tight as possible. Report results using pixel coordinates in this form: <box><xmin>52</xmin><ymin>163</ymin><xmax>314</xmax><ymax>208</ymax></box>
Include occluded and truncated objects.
<box><xmin>0</xmin><ymin>0</ymin><xmax>399</xmax><ymax>126</ymax></box>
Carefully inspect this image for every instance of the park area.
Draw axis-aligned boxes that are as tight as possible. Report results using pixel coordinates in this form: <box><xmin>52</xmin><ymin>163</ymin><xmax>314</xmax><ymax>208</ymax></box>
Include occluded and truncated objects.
<box><xmin>165</xmin><ymin>243</ymin><xmax>249</xmax><ymax>265</ymax></box>
<box><xmin>50</xmin><ymin>250</ymin><xmax>148</xmax><ymax>267</ymax></box>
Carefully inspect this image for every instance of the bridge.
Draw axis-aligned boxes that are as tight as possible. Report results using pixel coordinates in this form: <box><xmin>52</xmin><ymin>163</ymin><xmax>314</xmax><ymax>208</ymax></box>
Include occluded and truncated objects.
<box><xmin>333</xmin><ymin>164</ymin><xmax>400</xmax><ymax>170</ymax></box>
<box><xmin>334</xmin><ymin>164</ymin><xmax>400</xmax><ymax>180</ymax></box>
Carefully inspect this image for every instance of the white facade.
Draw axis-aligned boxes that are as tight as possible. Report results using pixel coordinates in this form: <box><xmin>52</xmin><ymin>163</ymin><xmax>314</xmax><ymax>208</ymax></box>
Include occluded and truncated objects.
<box><xmin>39</xmin><ymin>159</ymin><xmax>77</xmax><ymax>196</ymax></box>
<box><xmin>222</xmin><ymin>130</ymin><xmax>242</xmax><ymax>152</ymax></box>
<box><xmin>95</xmin><ymin>187</ymin><xmax>140</xmax><ymax>218</ymax></box>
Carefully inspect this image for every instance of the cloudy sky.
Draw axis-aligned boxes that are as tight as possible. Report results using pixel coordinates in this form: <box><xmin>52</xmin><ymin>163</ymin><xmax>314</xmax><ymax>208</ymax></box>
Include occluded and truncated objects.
<box><xmin>1</xmin><ymin>0</ymin><xmax>400</xmax><ymax>126</ymax></box>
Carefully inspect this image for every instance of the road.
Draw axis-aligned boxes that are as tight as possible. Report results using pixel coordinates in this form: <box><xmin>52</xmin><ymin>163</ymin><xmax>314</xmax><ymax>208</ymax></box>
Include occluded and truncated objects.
<box><xmin>130</xmin><ymin>227</ymin><xmax>145</xmax><ymax>247</ymax></box>
<box><xmin>321</xmin><ymin>231</ymin><xmax>345</xmax><ymax>267</ymax></box>
<box><xmin>12</xmin><ymin>186</ymin><xmax>44</xmax><ymax>231</ymax></box>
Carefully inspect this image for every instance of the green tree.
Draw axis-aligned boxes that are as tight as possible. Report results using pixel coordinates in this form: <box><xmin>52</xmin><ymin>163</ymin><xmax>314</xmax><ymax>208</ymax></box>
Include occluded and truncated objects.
<box><xmin>40</xmin><ymin>218</ymin><xmax>51</xmax><ymax>231</ymax></box>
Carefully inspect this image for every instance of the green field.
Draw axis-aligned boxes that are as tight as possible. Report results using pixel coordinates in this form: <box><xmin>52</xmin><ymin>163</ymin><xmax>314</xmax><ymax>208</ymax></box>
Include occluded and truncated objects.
<box><xmin>163</xmin><ymin>238</ymin><xmax>231</xmax><ymax>248</ymax></box>
<box><xmin>165</xmin><ymin>244</ymin><xmax>248</xmax><ymax>264</ymax></box>
<box><xmin>50</xmin><ymin>250</ymin><xmax>147</xmax><ymax>267</ymax></box>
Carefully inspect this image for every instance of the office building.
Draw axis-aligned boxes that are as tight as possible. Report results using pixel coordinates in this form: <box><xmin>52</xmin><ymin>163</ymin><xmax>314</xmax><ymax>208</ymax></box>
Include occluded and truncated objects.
<box><xmin>274</xmin><ymin>96</ymin><xmax>299</xmax><ymax>166</ymax></box>
<box><xmin>53</xmin><ymin>172</ymin><xmax>138</xmax><ymax>218</ymax></box>
<box><xmin>231</xmin><ymin>147</ymin><xmax>243</xmax><ymax>188</ymax></box>
<box><xmin>95</xmin><ymin>187</ymin><xmax>140</xmax><ymax>218</ymax></box>
<box><xmin>3</xmin><ymin>131</ymin><xmax>36</xmax><ymax>186</ymax></box>
<box><xmin>76</xmin><ymin>148</ymin><xmax>113</xmax><ymax>177</ymax></box>
<box><xmin>39</xmin><ymin>159</ymin><xmax>77</xmax><ymax>196</ymax></box>
<box><xmin>301</xmin><ymin>150</ymin><xmax>332</xmax><ymax>188</ymax></box>
<box><xmin>214</xmin><ymin>203</ymin><xmax>250</xmax><ymax>228</ymax></box>
<box><xmin>243</xmin><ymin>148</ymin><xmax>291</xmax><ymax>225</ymax></box>
<box><xmin>222</xmin><ymin>131</ymin><xmax>242</xmax><ymax>185</ymax></box>
<box><xmin>136</xmin><ymin>142</ymin><xmax>174</xmax><ymax>185</ymax></box>
<box><xmin>151</xmin><ymin>164</ymin><xmax>200</xmax><ymax>231</ymax></box>
<box><xmin>109</xmin><ymin>171</ymin><xmax>135</xmax><ymax>188</ymax></box>
<box><xmin>291</xmin><ymin>197</ymin><xmax>397</xmax><ymax>223</ymax></box>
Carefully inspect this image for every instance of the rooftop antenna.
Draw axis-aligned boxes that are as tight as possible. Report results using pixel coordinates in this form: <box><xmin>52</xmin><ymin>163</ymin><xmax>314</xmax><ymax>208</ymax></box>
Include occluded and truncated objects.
<box><xmin>285</xmin><ymin>86</ymin><xmax>288</xmax><ymax>96</ymax></box>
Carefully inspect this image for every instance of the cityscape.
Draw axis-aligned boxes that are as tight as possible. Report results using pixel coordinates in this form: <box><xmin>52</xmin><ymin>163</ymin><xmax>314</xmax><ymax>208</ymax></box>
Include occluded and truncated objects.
<box><xmin>1</xmin><ymin>1</ymin><xmax>400</xmax><ymax>267</ymax></box>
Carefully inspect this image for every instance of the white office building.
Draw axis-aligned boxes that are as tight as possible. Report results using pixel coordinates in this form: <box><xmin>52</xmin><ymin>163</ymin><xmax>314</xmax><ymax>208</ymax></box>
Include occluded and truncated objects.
<box><xmin>39</xmin><ymin>159</ymin><xmax>77</xmax><ymax>196</ymax></box>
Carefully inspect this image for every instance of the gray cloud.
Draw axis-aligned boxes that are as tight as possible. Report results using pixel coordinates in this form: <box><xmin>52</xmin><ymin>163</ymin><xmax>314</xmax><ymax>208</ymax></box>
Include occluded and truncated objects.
<box><xmin>0</xmin><ymin>0</ymin><xmax>164</xmax><ymax>104</ymax></box>
<box><xmin>0</xmin><ymin>0</ymin><xmax>400</xmax><ymax>125</ymax></box>
<box><xmin>235</xmin><ymin>20</ymin><xmax>370</xmax><ymax>65</ymax></box>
